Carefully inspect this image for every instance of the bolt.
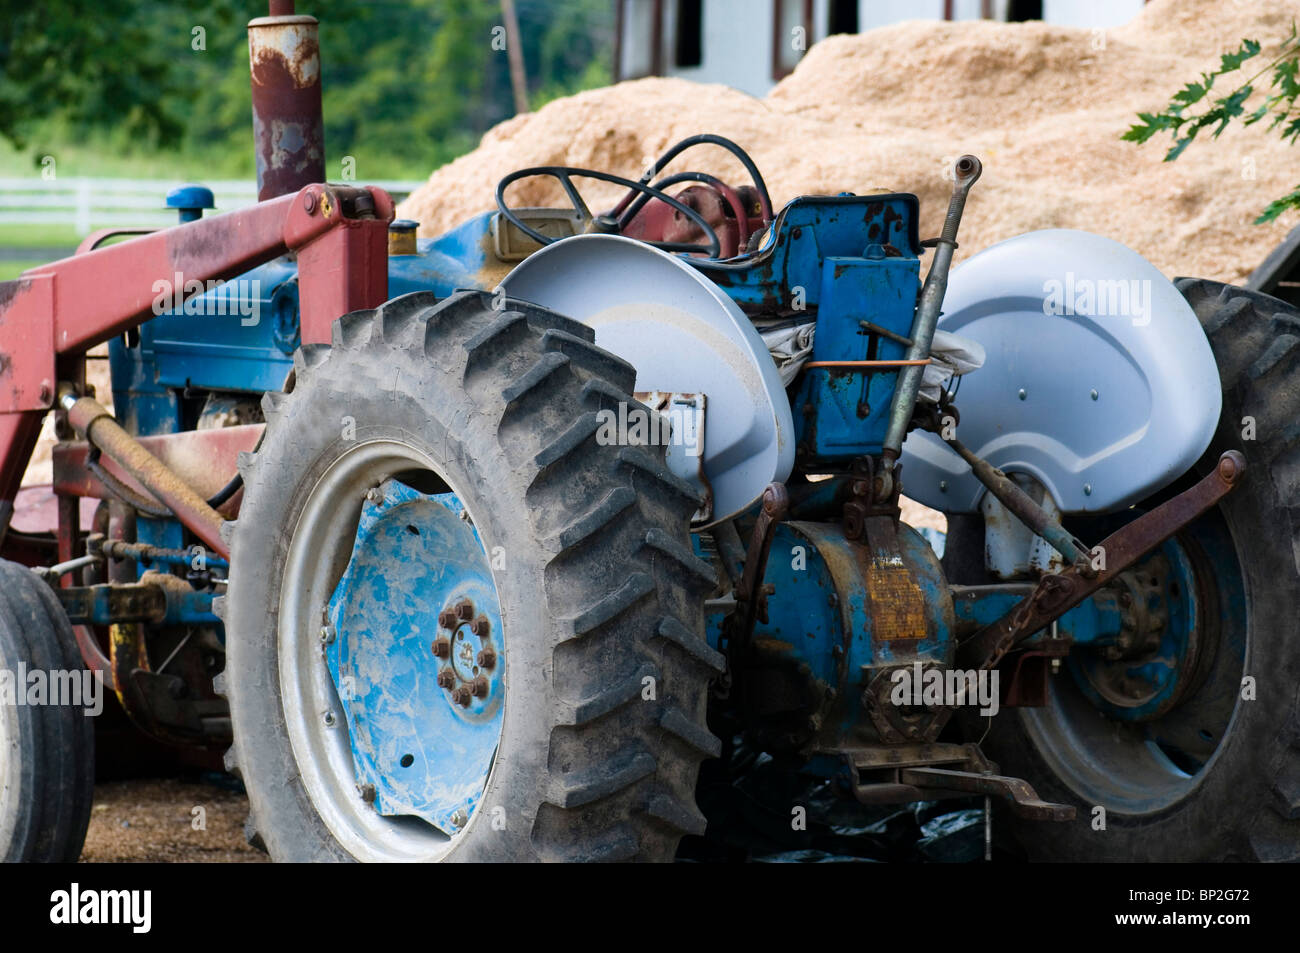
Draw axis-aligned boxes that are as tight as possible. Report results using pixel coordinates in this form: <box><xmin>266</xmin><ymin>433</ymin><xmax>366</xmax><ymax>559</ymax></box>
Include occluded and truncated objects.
<box><xmin>319</xmin><ymin>625</ymin><xmax>336</xmax><ymax>646</ymax></box>
<box><xmin>476</xmin><ymin>647</ymin><xmax>497</xmax><ymax>670</ymax></box>
<box><xmin>452</xmin><ymin>685</ymin><xmax>473</xmax><ymax>707</ymax></box>
<box><xmin>470</xmin><ymin>614</ymin><xmax>491</xmax><ymax>638</ymax></box>
<box><xmin>469</xmin><ymin>675</ymin><xmax>490</xmax><ymax>699</ymax></box>
<box><xmin>1018</xmin><ymin>388</ymin><xmax>1027</xmax><ymax>401</ymax></box>
<box><xmin>455</xmin><ymin>598</ymin><xmax>474</xmax><ymax>622</ymax></box>
<box><xmin>357</xmin><ymin>782</ymin><xmax>376</xmax><ymax>803</ymax></box>
<box><xmin>939</xmin><ymin>480</ymin><xmax>948</xmax><ymax>492</ymax></box>
<box><xmin>39</xmin><ymin>380</ymin><xmax>52</xmax><ymax>404</ymax></box>
<box><xmin>1083</xmin><ymin>483</ymin><xmax>1092</xmax><ymax>496</ymax></box>
<box><xmin>365</xmin><ymin>487</ymin><xmax>383</xmax><ymax>504</ymax></box>
<box><xmin>303</xmin><ymin>191</ymin><xmax>317</xmax><ymax>214</ymax></box>
<box><xmin>1050</xmin><ymin>658</ymin><xmax>1061</xmax><ymax>675</ymax></box>
<box><xmin>437</xmin><ymin>668</ymin><xmax>456</xmax><ymax>690</ymax></box>
<box><xmin>432</xmin><ymin>637</ymin><xmax>450</xmax><ymax>659</ymax></box>
<box><xmin>323</xmin><ymin>711</ymin><xmax>336</xmax><ymax>727</ymax></box>
<box><xmin>450</xmin><ymin>809</ymin><xmax>468</xmax><ymax>828</ymax></box>
<box><xmin>1090</xmin><ymin>389</ymin><xmax>1099</xmax><ymax>401</ymax></box>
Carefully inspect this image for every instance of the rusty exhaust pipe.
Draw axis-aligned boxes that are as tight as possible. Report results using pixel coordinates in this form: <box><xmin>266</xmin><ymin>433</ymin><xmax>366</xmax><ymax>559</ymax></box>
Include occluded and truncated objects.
<box><xmin>249</xmin><ymin>0</ymin><xmax>325</xmax><ymax>201</ymax></box>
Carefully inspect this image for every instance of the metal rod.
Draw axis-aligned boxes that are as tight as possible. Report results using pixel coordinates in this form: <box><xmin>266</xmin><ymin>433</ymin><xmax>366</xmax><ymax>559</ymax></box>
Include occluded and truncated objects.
<box><xmin>984</xmin><ymin>796</ymin><xmax>992</xmax><ymax>862</ymax></box>
<box><xmin>944</xmin><ymin>435</ymin><xmax>1090</xmax><ymax>567</ymax></box>
<box><xmin>60</xmin><ymin>391</ymin><xmax>230</xmax><ymax>558</ymax></box>
<box><xmin>32</xmin><ymin>553</ymin><xmax>101</xmax><ymax>581</ymax></box>
<box><xmin>882</xmin><ymin>155</ymin><xmax>982</xmax><ymax>472</ymax></box>
<box><xmin>859</xmin><ymin>320</ymin><xmax>913</xmax><ymax>347</ymax></box>
<box><xmin>102</xmin><ymin>539</ymin><xmax>230</xmax><ymax>571</ymax></box>
<box><xmin>959</xmin><ymin>451</ymin><xmax>1246</xmax><ymax>673</ymax></box>
<box><xmin>805</xmin><ymin>359</ymin><xmax>931</xmax><ymax>369</ymax></box>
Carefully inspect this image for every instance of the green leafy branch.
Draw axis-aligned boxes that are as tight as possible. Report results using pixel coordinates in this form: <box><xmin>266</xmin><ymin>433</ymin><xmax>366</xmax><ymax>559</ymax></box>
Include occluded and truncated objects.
<box><xmin>1124</xmin><ymin>23</ymin><xmax>1300</xmax><ymax>223</ymax></box>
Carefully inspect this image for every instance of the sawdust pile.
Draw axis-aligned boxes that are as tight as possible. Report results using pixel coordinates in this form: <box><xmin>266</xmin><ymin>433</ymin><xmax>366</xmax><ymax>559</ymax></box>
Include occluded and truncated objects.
<box><xmin>399</xmin><ymin>0</ymin><xmax>1300</xmax><ymax>283</ymax></box>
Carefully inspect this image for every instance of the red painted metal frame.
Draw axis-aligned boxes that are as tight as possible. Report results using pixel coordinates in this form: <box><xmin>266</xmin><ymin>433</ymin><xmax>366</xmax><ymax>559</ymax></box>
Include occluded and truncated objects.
<box><xmin>0</xmin><ymin>182</ymin><xmax>393</xmax><ymax>543</ymax></box>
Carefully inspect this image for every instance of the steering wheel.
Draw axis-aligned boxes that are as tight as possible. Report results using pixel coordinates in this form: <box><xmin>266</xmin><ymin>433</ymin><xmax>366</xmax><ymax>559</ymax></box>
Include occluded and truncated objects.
<box><xmin>496</xmin><ymin>166</ymin><xmax>722</xmax><ymax>258</ymax></box>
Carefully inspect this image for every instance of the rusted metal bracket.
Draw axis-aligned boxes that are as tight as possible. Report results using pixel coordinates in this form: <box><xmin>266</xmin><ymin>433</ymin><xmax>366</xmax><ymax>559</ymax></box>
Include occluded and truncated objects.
<box><xmin>843</xmin><ymin>456</ymin><xmax>901</xmax><ymax>539</ymax></box>
<box><xmin>730</xmin><ymin>482</ymin><xmax>789</xmax><ymax>647</ymax></box>
<box><xmin>842</xmin><ymin>740</ymin><xmax>1074</xmax><ymax>820</ymax></box>
<box><xmin>959</xmin><ymin>451</ymin><xmax>1246</xmax><ymax>673</ymax></box>
<box><xmin>108</xmin><ymin>620</ymin><xmax>231</xmax><ymax>747</ymax></box>
<box><xmin>898</xmin><ymin>767</ymin><xmax>1075</xmax><ymax>821</ymax></box>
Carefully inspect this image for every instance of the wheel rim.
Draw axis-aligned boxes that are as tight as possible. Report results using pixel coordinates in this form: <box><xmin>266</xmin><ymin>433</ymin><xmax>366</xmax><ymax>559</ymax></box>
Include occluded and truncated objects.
<box><xmin>279</xmin><ymin>439</ymin><xmax>504</xmax><ymax>861</ymax></box>
<box><xmin>1019</xmin><ymin>508</ymin><xmax>1248</xmax><ymax>815</ymax></box>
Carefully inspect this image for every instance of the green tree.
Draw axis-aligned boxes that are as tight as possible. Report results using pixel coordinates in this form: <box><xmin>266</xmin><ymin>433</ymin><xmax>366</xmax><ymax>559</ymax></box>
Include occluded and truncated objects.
<box><xmin>1</xmin><ymin>1</ymin><xmax>614</xmax><ymax>179</ymax></box>
<box><xmin>1125</xmin><ymin>24</ymin><xmax>1300</xmax><ymax>223</ymax></box>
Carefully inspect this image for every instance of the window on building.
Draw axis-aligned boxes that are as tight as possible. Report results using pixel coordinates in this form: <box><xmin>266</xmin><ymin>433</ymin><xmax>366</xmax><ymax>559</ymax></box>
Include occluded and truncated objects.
<box><xmin>828</xmin><ymin>0</ymin><xmax>858</xmax><ymax>35</ymax></box>
<box><xmin>773</xmin><ymin>0</ymin><xmax>813</xmax><ymax>79</ymax></box>
<box><xmin>1006</xmin><ymin>0</ymin><xmax>1042</xmax><ymax>21</ymax></box>
<box><xmin>675</xmin><ymin>0</ymin><xmax>703</xmax><ymax>68</ymax></box>
<box><xmin>617</xmin><ymin>0</ymin><xmax>661</xmax><ymax>78</ymax></box>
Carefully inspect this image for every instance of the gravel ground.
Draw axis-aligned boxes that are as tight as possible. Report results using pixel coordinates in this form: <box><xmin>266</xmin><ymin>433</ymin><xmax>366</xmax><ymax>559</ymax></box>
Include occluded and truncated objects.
<box><xmin>81</xmin><ymin>779</ymin><xmax>266</xmax><ymax>863</ymax></box>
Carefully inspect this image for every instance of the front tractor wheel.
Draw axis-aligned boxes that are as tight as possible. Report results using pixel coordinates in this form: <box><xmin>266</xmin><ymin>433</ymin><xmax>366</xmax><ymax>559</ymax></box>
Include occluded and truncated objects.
<box><xmin>0</xmin><ymin>560</ymin><xmax>95</xmax><ymax>862</ymax></box>
<box><xmin>219</xmin><ymin>290</ymin><xmax>721</xmax><ymax>862</ymax></box>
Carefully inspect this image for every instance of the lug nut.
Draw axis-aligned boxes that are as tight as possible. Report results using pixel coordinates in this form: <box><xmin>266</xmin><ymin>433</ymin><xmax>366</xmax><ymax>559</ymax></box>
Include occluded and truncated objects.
<box><xmin>366</xmin><ymin>487</ymin><xmax>383</xmax><ymax>504</ymax></box>
<box><xmin>476</xmin><ymin>648</ymin><xmax>496</xmax><ymax>670</ymax></box>
<box><xmin>438</xmin><ymin>609</ymin><xmax>459</xmax><ymax>630</ymax></box>
<box><xmin>452</xmin><ymin>685</ymin><xmax>473</xmax><ymax>707</ymax></box>
<box><xmin>437</xmin><ymin>669</ymin><xmax>456</xmax><ymax>690</ymax></box>
<box><xmin>319</xmin><ymin>625</ymin><xmax>336</xmax><ymax>646</ymax></box>
<box><xmin>455</xmin><ymin>598</ymin><xmax>474</xmax><ymax>622</ymax></box>
<box><xmin>432</xmin><ymin>637</ymin><xmax>451</xmax><ymax>659</ymax></box>
<box><xmin>470</xmin><ymin>614</ymin><xmax>491</xmax><ymax>638</ymax></box>
<box><xmin>470</xmin><ymin>675</ymin><xmax>489</xmax><ymax>699</ymax></box>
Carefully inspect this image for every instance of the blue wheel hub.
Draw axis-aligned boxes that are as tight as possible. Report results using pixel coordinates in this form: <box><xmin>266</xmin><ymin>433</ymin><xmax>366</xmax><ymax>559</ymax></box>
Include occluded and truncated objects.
<box><xmin>324</xmin><ymin>478</ymin><xmax>503</xmax><ymax>835</ymax></box>
<box><xmin>1070</xmin><ymin>538</ymin><xmax>1206</xmax><ymax>721</ymax></box>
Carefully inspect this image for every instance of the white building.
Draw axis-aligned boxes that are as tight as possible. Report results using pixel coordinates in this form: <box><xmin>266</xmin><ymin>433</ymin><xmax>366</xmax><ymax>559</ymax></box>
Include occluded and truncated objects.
<box><xmin>615</xmin><ymin>0</ymin><xmax>1149</xmax><ymax>98</ymax></box>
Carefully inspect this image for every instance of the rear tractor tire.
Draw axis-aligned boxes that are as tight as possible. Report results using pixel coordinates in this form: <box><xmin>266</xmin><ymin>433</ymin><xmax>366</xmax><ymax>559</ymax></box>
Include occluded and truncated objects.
<box><xmin>975</xmin><ymin>279</ymin><xmax>1300</xmax><ymax>861</ymax></box>
<box><xmin>219</xmin><ymin>290</ymin><xmax>722</xmax><ymax>861</ymax></box>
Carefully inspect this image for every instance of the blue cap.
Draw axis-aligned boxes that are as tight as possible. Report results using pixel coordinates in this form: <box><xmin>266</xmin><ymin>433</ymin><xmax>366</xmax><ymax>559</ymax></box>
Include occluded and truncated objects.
<box><xmin>166</xmin><ymin>184</ymin><xmax>215</xmax><ymax>211</ymax></box>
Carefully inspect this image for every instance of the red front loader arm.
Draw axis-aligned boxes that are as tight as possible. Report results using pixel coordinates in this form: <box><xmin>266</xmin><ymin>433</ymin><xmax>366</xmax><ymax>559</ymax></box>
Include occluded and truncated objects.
<box><xmin>0</xmin><ymin>182</ymin><xmax>394</xmax><ymax>552</ymax></box>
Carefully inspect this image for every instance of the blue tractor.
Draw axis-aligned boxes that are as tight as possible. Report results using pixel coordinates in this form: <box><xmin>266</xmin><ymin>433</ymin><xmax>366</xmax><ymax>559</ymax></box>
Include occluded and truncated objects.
<box><xmin>2</xmin><ymin>4</ymin><xmax>1296</xmax><ymax>863</ymax></box>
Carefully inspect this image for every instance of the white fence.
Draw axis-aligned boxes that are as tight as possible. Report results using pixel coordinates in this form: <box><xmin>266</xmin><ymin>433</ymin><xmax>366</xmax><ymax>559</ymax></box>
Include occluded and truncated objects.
<box><xmin>0</xmin><ymin>177</ymin><xmax>425</xmax><ymax>235</ymax></box>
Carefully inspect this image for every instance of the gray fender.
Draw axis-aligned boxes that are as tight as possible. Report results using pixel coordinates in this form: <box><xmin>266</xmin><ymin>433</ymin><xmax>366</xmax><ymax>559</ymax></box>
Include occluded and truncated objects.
<box><xmin>900</xmin><ymin>229</ymin><xmax>1221</xmax><ymax>514</ymax></box>
<box><xmin>501</xmin><ymin>234</ymin><xmax>795</xmax><ymax>525</ymax></box>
